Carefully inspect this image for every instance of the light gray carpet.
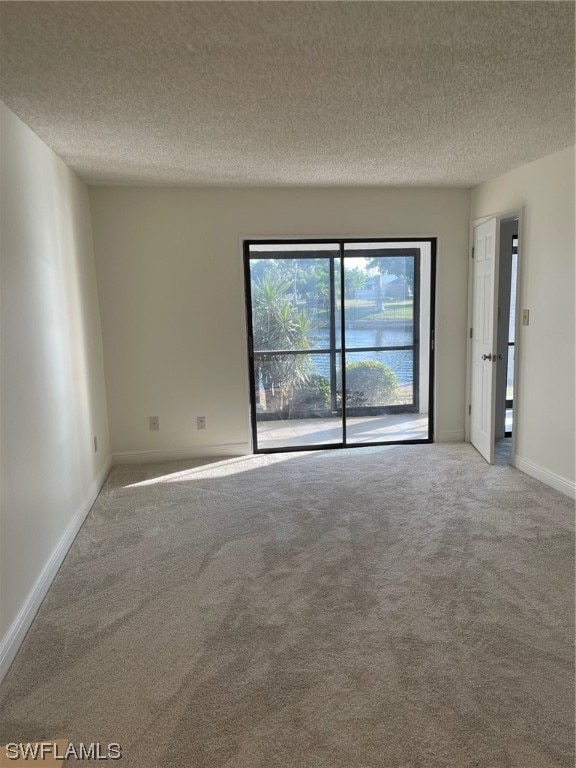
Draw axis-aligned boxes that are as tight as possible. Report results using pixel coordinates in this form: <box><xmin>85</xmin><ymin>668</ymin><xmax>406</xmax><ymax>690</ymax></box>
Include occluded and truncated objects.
<box><xmin>1</xmin><ymin>444</ymin><xmax>574</xmax><ymax>767</ymax></box>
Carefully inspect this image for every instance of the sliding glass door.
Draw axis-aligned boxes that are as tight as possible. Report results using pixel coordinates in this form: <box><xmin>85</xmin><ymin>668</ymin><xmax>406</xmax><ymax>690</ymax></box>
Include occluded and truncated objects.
<box><xmin>244</xmin><ymin>239</ymin><xmax>435</xmax><ymax>452</ymax></box>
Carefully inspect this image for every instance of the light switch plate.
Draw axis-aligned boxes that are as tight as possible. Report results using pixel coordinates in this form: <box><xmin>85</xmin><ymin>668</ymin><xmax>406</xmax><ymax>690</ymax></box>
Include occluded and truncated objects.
<box><xmin>522</xmin><ymin>309</ymin><xmax>530</xmax><ymax>326</ymax></box>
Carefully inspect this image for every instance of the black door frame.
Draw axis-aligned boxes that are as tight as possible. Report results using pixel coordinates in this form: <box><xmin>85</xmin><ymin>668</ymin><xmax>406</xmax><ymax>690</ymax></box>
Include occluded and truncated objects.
<box><xmin>244</xmin><ymin>238</ymin><xmax>437</xmax><ymax>453</ymax></box>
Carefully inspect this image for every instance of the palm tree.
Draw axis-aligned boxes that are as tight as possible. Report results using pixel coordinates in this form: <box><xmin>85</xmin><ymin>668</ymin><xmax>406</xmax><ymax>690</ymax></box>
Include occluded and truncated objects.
<box><xmin>252</xmin><ymin>276</ymin><xmax>313</xmax><ymax>414</ymax></box>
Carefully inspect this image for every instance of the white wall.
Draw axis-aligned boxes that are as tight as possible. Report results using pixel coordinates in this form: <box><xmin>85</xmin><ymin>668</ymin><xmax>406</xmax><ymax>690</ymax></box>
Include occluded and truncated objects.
<box><xmin>89</xmin><ymin>186</ymin><xmax>470</xmax><ymax>460</ymax></box>
<box><xmin>471</xmin><ymin>146</ymin><xmax>575</xmax><ymax>494</ymax></box>
<box><xmin>0</xmin><ymin>104</ymin><xmax>111</xmax><ymax>676</ymax></box>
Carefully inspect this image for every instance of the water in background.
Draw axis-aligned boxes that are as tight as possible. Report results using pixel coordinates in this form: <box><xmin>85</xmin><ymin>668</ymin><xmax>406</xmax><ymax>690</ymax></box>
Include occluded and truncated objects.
<box><xmin>309</xmin><ymin>327</ymin><xmax>414</xmax><ymax>385</ymax></box>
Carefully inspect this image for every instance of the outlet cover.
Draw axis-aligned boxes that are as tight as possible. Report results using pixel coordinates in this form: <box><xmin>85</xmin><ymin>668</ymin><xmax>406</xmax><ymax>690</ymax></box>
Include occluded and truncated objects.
<box><xmin>197</xmin><ymin>416</ymin><xmax>206</xmax><ymax>430</ymax></box>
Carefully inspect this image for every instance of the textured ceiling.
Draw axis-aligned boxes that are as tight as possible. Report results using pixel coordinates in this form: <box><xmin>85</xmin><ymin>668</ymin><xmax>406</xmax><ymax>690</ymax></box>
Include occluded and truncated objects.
<box><xmin>0</xmin><ymin>1</ymin><xmax>574</xmax><ymax>187</ymax></box>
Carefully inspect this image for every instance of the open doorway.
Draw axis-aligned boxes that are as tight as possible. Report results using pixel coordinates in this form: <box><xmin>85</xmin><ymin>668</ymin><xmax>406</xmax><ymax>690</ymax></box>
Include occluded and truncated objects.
<box><xmin>467</xmin><ymin>212</ymin><xmax>521</xmax><ymax>466</ymax></box>
<box><xmin>495</xmin><ymin>221</ymin><xmax>519</xmax><ymax>462</ymax></box>
<box><xmin>469</xmin><ymin>217</ymin><xmax>498</xmax><ymax>463</ymax></box>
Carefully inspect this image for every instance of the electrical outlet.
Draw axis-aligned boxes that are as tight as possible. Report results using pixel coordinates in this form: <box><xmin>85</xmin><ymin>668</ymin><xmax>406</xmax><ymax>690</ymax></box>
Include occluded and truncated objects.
<box><xmin>197</xmin><ymin>416</ymin><xmax>206</xmax><ymax>430</ymax></box>
<box><xmin>522</xmin><ymin>309</ymin><xmax>530</xmax><ymax>326</ymax></box>
<box><xmin>94</xmin><ymin>436</ymin><xmax>98</xmax><ymax>452</ymax></box>
<box><xmin>149</xmin><ymin>416</ymin><xmax>159</xmax><ymax>431</ymax></box>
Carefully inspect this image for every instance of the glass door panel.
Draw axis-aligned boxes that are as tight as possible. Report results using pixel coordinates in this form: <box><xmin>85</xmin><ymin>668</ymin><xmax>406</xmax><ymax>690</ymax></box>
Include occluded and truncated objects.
<box><xmin>343</xmin><ymin>244</ymin><xmax>428</xmax><ymax>445</ymax></box>
<box><xmin>247</xmin><ymin>244</ymin><xmax>342</xmax><ymax>450</ymax></box>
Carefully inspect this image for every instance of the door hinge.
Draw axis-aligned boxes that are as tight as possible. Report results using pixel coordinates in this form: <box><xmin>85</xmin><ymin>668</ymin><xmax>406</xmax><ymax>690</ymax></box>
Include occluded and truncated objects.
<box><xmin>431</xmin><ymin>330</ymin><xmax>435</xmax><ymax>351</ymax></box>
<box><xmin>468</xmin><ymin>404</ymin><xmax>471</xmax><ymax>415</ymax></box>
<box><xmin>469</xmin><ymin>327</ymin><xmax>473</xmax><ymax>339</ymax></box>
<box><xmin>248</xmin><ymin>337</ymin><xmax>254</xmax><ymax>357</ymax></box>
<box><xmin>471</xmin><ymin>247</ymin><xmax>475</xmax><ymax>259</ymax></box>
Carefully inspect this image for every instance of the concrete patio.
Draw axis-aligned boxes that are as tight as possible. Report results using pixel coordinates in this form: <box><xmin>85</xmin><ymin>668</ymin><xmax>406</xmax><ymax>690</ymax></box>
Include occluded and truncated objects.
<box><xmin>256</xmin><ymin>412</ymin><xmax>429</xmax><ymax>449</ymax></box>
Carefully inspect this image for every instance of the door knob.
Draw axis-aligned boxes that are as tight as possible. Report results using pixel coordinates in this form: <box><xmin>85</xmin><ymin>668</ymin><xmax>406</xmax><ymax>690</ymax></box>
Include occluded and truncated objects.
<box><xmin>482</xmin><ymin>353</ymin><xmax>492</xmax><ymax>361</ymax></box>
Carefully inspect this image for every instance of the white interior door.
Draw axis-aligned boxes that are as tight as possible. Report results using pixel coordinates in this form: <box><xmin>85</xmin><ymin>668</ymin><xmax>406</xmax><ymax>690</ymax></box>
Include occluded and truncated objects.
<box><xmin>470</xmin><ymin>218</ymin><xmax>499</xmax><ymax>463</ymax></box>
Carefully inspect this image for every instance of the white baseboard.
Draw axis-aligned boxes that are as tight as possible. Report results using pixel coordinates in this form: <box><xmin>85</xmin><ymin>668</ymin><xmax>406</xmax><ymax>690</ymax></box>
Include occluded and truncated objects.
<box><xmin>0</xmin><ymin>458</ymin><xmax>112</xmax><ymax>682</ymax></box>
<box><xmin>437</xmin><ymin>430</ymin><xmax>465</xmax><ymax>443</ymax></box>
<box><xmin>514</xmin><ymin>455</ymin><xmax>576</xmax><ymax>500</ymax></box>
<box><xmin>112</xmin><ymin>442</ymin><xmax>251</xmax><ymax>464</ymax></box>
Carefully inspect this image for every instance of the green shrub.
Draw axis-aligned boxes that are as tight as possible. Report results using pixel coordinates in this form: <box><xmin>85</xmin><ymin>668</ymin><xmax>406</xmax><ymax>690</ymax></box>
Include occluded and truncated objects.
<box><xmin>344</xmin><ymin>361</ymin><xmax>398</xmax><ymax>406</ymax></box>
<box><xmin>291</xmin><ymin>374</ymin><xmax>331</xmax><ymax>415</ymax></box>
